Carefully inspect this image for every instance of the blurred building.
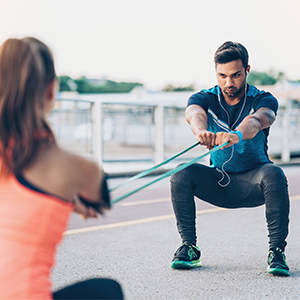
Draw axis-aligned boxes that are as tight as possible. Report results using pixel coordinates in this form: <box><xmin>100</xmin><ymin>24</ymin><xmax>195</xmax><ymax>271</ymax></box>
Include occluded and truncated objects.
<box><xmin>257</xmin><ymin>81</ymin><xmax>300</xmax><ymax>108</ymax></box>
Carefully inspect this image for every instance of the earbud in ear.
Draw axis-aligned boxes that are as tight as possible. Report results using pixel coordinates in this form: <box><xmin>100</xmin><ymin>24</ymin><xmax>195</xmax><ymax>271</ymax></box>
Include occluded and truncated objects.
<box><xmin>246</xmin><ymin>71</ymin><xmax>249</xmax><ymax>77</ymax></box>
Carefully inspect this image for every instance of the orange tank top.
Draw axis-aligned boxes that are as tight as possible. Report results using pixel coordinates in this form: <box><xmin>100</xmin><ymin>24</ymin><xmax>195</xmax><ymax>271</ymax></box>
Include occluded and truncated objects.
<box><xmin>0</xmin><ymin>173</ymin><xmax>73</xmax><ymax>299</ymax></box>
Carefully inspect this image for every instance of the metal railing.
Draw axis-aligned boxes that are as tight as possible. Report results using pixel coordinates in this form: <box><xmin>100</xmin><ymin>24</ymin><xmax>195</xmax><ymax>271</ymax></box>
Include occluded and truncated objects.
<box><xmin>48</xmin><ymin>98</ymin><xmax>300</xmax><ymax>166</ymax></box>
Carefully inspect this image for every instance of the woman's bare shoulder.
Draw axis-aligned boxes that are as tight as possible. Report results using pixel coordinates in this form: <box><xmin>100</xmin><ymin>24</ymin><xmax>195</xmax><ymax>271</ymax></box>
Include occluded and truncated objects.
<box><xmin>23</xmin><ymin>146</ymin><xmax>104</xmax><ymax>201</ymax></box>
<box><xmin>50</xmin><ymin>147</ymin><xmax>104</xmax><ymax>198</ymax></box>
<box><xmin>55</xmin><ymin>147</ymin><xmax>99</xmax><ymax>172</ymax></box>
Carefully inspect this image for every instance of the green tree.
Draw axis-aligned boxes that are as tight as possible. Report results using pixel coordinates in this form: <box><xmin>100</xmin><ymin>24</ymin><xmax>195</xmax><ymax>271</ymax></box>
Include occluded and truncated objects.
<box><xmin>92</xmin><ymin>80</ymin><xmax>142</xmax><ymax>93</ymax></box>
<box><xmin>74</xmin><ymin>77</ymin><xmax>92</xmax><ymax>93</ymax></box>
<box><xmin>58</xmin><ymin>75</ymin><xmax>77</xmax><ymax>92</ymax></box>
<box><xmin>74</xmin><ymin>78</ymin><xmax>143</xmax><ymax>94</ymax></box>
<box><xmin>163</xmin><ymin>84</ymin><xmax>195</xmax><ymax>92</ymax></box>
<box><xmin>247</xmin><ymin>70</ymin><xmax>285</xmax><ymax>86</ymax></box>
<box><xmin>58</xmin><ymin>75</ymin><xmax>149</xmax><ymax>93</ymax></box>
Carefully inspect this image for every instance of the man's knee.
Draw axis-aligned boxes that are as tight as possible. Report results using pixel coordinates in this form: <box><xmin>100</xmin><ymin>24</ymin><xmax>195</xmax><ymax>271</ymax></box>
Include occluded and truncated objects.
<box><xmin>260</xmin><ymin>164</ymin><xmax>287</xmax><ymax>186</ymax></box>
<box><xmin>261</xmin><ymin>164</ymin><xmax>289</xmax><ymax>213</ymax></box>
<box><xmin>170</xmin><ymin>163</ymin><xmax>198</xmax><ymax>186</ymax></box>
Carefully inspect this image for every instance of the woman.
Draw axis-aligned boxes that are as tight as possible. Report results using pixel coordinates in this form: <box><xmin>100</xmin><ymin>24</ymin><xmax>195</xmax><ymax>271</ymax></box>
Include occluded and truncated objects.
<box><xmin>0</xmin><ymin>37</ymin><xmax>123</xmax><ymax>299</ymax></box>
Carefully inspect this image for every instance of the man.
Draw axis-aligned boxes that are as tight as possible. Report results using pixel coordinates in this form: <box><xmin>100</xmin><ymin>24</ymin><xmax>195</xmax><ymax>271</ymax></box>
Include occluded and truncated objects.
<box><xmin>170</xmin><ymin>41</ymin><xmax>290</xmax><ymax>276</ymax></box>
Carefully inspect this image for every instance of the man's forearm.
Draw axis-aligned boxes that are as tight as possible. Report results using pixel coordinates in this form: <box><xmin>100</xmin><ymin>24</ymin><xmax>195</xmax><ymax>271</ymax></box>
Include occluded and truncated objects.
<box><xmin>235</xmin><ymin>107</ymin><xmax>275</xmax><ymax>140</ymax></box>
<box><xmin>236</xmin><ymin>115</ymin><xmax>266</xmax><ymax>140</ymax></box>
<box><xmin>189</xmin><ymin>114</ymin><xmax>208</xmax><ymax>135</ymax></box>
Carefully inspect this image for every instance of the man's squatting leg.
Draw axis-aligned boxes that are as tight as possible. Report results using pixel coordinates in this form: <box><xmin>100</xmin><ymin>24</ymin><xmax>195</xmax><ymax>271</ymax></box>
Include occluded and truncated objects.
<box><xmin>256</xmin><ymin>164</ymin><xmax>290</xmax><ymax>250</ymax></box>
<box><xmin>170</xmin><ymin>163</ymin><xmax>228</xmax><ymax>246</ymax></box>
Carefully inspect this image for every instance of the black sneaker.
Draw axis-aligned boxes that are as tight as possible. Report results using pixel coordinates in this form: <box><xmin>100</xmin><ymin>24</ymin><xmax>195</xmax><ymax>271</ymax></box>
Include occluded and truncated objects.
<box><xmin>267</xmin><ymin>247</ymin><xmax>289</xmax><ymax>276</ymax></box>
<box><xmin>171</xmin><ymin>242</ymin><xmax>201</xmax><ymax>269</ymax></box>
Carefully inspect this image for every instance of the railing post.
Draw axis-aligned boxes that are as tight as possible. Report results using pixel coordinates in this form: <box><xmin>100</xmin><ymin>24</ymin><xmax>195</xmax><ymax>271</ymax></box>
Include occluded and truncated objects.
<box><xmin>154</xmin><ymin>105</ymin><xmax>165</xmax><ymax>165</ymax></box>
<box><xmin>281</xmin><ymin>100</ymin><xmax>290</xmax><ymax>163</ymax></box>
<box><xmin>92</xmin><ymin>101</ymin><xmax>103</xmax><ymax>165</ymax></box>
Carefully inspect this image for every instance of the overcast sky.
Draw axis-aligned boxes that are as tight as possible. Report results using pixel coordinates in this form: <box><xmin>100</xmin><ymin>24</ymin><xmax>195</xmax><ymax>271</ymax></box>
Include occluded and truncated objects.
<box><xmin>0</xmin><ymin>0</ymin><xmax>299</xmax><ymax>90</ymax></box>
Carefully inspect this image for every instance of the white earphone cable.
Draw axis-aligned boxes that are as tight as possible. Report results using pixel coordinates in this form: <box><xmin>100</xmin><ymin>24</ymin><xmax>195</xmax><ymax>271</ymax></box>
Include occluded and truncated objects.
<box><xmin>216</xmin><ymin>81</ymin><xmax>247</xmax><ymax>187</ymax></box>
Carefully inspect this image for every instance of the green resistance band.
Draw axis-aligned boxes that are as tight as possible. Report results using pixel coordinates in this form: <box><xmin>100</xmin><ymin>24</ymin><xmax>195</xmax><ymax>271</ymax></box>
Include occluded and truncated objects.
<box><xmin>111</xmin><ymin>141</ymin><xmax>228</xmax><ymax>204</ymax></box>
<box><xmin>109</xmin><ymin>141</ymin><xmax>200</xmax><ymax>192</ymax></box>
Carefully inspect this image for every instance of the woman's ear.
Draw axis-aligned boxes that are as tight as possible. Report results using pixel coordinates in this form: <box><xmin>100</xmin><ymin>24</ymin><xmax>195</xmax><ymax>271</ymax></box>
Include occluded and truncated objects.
<box><xmin>46</xmin><ymin>78</ymin><xmax>58</xmax><ymax>102</ymax></box>
<box><xmin>44</xmin><ymin>79</ymin><xmax>58</xmax><ymax>115</ymax></box>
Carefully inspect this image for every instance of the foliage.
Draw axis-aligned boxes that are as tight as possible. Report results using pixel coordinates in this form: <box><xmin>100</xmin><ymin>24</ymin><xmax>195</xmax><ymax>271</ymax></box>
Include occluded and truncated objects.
<box><xmin>73</xmin><ymin>77</ymin><xmax>91</xmax><ymax>93</ymax></box>
<box><xmin>58</xmin><ymin>76</ymin><xmax>143</xmax><ymax>93</ymax></box>
<box><xmin>58</xmin><ymin>75</ymin><xmax>77</xmax><ymax>92</ymax></box>
<box><xmin>163</xmin><ymin>84</ymin><xmax>195</xmax><ymax>92</ymax></box>
<box><xmin>247</xmin><ymin>70</ymin><xmax>285</xmax><ymax>86</ymax></box>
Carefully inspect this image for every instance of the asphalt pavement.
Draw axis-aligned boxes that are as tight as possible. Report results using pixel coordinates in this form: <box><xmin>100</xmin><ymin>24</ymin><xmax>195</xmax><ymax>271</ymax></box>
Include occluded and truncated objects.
<box><xmin>52</xmin><ymin>165</ymin><xmax>300</xmax><ymax>300</ymax></box>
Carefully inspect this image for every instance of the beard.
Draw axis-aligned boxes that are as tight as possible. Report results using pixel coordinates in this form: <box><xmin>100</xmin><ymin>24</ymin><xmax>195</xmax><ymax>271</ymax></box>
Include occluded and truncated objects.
<box><xmin>222</xmin><ymin>81</ymin><xmax>246</xmax><ymax>98</ymax></box>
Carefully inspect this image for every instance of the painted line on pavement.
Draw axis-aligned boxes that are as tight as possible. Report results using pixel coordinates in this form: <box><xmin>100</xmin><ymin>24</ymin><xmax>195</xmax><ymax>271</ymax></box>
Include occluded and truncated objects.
<box><xmin>290</xmin><ymin>194</ymin><xmax>300</xmax><ymax>201</ymax></box>
<box><xmin>118</xmin><ymin>197</ymin><xmax>170</xmax><ymax>206</ymax></box>
<box><xmin>63</xmin><ymin>207</ymin><xmax>226</xmax><ymax>236</ymax></box>
<box><xmin>64</xmin><ymin>194</ymin><xmax>300</xmax><ymax>236</ymax></box>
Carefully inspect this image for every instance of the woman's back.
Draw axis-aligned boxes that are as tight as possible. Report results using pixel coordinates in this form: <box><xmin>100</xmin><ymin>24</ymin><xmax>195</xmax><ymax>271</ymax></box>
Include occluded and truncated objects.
<box><xmin>0</xmin><ymin>167</ymin><xmax>73</xmax><ymax>299</ymax></box>
<box><xmin>0</xmin><ymin>140</ymin><xmax>105</xmax><ymax>300</ymax></box>
<box><xmin>20</xmin><ymin>143</ymin><xmax>104</xmax><ymax>203</ymax></box>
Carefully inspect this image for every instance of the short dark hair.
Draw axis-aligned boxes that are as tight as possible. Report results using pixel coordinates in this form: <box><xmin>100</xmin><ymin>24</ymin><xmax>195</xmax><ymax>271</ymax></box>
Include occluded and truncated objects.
<box><xmin>214</xmin><ymin>41</ymin><xmax>249</xmax><ymax>70</ymax></box>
